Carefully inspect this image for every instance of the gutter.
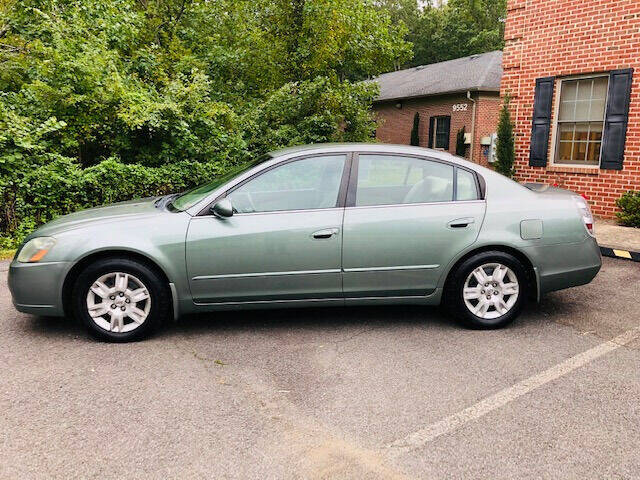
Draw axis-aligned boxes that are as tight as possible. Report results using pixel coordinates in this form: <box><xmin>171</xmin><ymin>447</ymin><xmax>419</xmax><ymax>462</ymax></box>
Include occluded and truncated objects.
<box><xmin>467</xmin><ymin>90</ymin><xmax>477</xmax><ymax>161</ymax></box>
<box><xmin>372</xmin><ymin>87</ymin><xmax>500</xmax><ymax>104</ymax></box>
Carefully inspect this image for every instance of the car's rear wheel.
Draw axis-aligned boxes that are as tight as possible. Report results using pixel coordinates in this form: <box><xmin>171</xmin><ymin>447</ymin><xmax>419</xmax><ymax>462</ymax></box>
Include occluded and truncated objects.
<box><xmin>72</xmin><ymin>257</ymin><xmax>169</xmax><ymax>342</ymax></box>
<box><xmin>445</xmin><ymin>251</ymin><xmax>528</xmax><ymax>329</ymax></box>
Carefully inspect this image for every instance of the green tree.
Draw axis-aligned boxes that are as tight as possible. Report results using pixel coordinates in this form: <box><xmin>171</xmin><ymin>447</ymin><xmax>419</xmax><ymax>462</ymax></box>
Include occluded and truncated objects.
<box><xmin>377</xmin><ymin>0</ymin><xmax>506</xmax><ymax>67</ymax></box>
<box><xmin>410</xmin><ymin>112</ymin><xmax>420</xmax><ymax>146</ymax></box>
<box><xmin>456</xmin><ymin>126</ymin><xmax>467</xmax><ymax>157</ymax></box>
<box><xmin>494</xmin><ymin>94</ymin><xmax>515</xmax><ymax>178</ymax></box>
<box><xmin>0</xmin><ymin>0</ymin><xmax>410</xmax><ymax>245</ymax></box>
<box><xmin>413</xmin><ymin>0</ymin><xmax>506</xmax><ymax>66</ymax></box>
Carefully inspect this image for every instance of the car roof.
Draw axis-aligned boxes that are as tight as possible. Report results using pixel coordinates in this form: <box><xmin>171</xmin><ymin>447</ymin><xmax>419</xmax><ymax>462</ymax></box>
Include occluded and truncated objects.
<box><xmin>186</xmin><ymin>143</ymin><xmax>530</xmax><ymax>216</ymax></box>
<box><xmin>269</xmin><ymin>142</ymin><xmax>480</xmax><ymax>170</ymax></box>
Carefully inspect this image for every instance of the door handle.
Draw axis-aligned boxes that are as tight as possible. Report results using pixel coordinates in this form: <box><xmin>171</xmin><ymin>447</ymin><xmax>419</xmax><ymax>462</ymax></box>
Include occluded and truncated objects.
<box><xmin>312</xmin><ymin>228</ymin><xmax>339</xmax><ymax>239</ymax></box>
<box><xmin>447</xmin><ymin>217</ymin><xmax>475</xmax><ymax>229</ymax></box>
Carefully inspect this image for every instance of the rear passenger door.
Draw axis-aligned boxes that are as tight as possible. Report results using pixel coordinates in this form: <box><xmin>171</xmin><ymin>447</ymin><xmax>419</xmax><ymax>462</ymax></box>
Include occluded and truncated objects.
<box><xmin>341</xmin><ymin>153</ymin><xmax>486</xmax><ymax>298</ymax></box>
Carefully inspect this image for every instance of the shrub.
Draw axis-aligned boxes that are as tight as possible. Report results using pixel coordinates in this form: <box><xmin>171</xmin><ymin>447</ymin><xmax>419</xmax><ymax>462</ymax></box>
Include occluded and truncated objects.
<box><xmin>244</xmin><ymin>77</ymin><xmax>379</xmax><ymax>156</ymax></box>
<box><xmin>0</xmin><ymin>156</ymin><xmax>225</xmax><ymax>248</ymax></box>
<box><xmin>494</xmin><ymin>94</ymin><xmax>515</xmax><ymax>177</ymax></box>
<box><xmin>0</xmin><ymin>0</ymin><xmax>401</xmax><ymax>247</ymax></box>
<box><xmin>616</xmin><ymin>191</ymin><xmax>640</xmax><ymax>227</ymax></box>
<box><xmin>456</xmin><ymin>126</ymin><xmax>467</xmax><ymax>157</ymax></box>
<box><xmin>410</xmin><ymin>112</ymin><xmax>420</xmax><ymax>146</ymax></box>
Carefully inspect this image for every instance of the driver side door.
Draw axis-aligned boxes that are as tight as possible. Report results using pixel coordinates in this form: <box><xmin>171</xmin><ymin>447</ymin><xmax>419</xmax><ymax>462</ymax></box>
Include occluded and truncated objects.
<box><xmin>186</xmin><ymin>154</ymin><xmax>349</xmax><ymax>304</ymax></box>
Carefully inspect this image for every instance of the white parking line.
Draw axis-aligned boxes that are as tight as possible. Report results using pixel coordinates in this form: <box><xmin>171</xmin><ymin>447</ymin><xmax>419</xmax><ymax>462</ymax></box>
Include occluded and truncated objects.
<box><xmin>386</xmin><ymin>326</ymin><xmax>640</xmax><ymax>455</ymax></box>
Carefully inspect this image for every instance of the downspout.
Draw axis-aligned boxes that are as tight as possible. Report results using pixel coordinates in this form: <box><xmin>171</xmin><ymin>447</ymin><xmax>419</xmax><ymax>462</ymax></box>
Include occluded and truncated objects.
<box><xmin>467</xmin><ymin>90</ymin><xmax>477</xmax><ymax>162</ymax></box>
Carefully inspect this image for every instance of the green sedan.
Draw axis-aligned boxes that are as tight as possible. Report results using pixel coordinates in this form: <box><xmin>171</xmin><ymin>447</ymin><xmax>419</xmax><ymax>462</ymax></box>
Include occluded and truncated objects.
<box><xmin>8</xmin><ymin>144</ymin><xmax>601</xmax><ymax>341</ymax></box>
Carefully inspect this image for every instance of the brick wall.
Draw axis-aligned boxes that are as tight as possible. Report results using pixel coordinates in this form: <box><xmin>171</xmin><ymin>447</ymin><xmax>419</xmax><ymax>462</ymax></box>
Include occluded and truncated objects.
<box><xmin>502</xmin><ymin>0</ymin><xmax>640</xmax><ymax>218</ymax></box>
<box><xmin>472</xmin><ymin>94</ymin><xmax>502</xmax><ymax>166</ymax></box>
<box><xmin>373</xmin><ymin>93</ymin><xmax>500</xmax><ymax>166</ymax></box>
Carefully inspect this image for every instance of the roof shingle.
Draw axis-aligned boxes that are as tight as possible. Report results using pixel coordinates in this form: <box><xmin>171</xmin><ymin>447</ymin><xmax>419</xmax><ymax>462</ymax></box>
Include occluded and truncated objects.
<box><xmin>373</xmin><ymin>50</ymin><xmax>503</xmax><ymax>102</ymax></box>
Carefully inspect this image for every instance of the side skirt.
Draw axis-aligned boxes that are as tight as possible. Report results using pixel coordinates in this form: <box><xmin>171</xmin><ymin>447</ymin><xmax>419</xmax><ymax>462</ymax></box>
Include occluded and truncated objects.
<box><xmin>190</xmin><ymin>288</ymin><xmax>443</xmax><ymax>312</ymax></box>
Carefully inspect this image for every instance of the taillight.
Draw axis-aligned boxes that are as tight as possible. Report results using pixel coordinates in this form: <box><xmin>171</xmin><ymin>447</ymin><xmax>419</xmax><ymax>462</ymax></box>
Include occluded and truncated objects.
<box><xmin>573</xmin><ymin>195</ymin><xmax>595</xmax><ymax>236</ymax></box>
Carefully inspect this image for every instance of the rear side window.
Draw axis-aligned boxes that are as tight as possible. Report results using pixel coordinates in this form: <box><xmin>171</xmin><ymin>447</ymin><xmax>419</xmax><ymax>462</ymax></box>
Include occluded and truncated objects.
<box><xmin>456</xmin><ymin>169</ymin><xmax>479</xmax><ymax>201</ymax></box>
<box><xmin>355</xmin><ymin>154</ymin><xmax>454</xmax><ymax>207</ymax></box>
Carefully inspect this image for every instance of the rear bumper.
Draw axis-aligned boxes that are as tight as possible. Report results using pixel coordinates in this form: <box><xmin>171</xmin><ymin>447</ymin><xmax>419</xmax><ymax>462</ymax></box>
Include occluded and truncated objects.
<box><xmin>524</xmin><ymin>236</ymin><xmax>602</xmax><ymax>295</ymax></box>
<box><xmin>539</xmin><ymin>264</ymin><xmax>601</xmax><ymax>294</ymax></box>
<box><xmin>8</xmin><ymin>261</ymin><xmax>69</xmax><ymax>316</ymax></box>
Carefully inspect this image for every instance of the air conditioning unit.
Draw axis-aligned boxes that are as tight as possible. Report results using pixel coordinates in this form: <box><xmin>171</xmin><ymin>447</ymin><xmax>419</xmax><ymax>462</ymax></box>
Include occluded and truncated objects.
<box><xmin>487</xmin><ymin>133</ymin><xmax>498</xmax><ymax>163</ymax></box>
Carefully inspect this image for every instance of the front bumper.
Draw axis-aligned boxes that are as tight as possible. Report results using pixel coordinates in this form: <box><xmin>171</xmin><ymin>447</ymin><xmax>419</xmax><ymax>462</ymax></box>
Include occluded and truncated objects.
<box><xmin>8</xmin><ymin>261</ymin><xmax>69</xmax><ymax>316</ymax></box>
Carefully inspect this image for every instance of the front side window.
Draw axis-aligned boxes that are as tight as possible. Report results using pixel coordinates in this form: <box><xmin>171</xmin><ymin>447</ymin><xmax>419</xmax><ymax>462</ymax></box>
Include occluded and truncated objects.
<box><xmin>227</xmin><ymin>155</ymin><xmax>346</xmax><ymax>214</ymax></box>
<box><xmin>355</xmin><ymin>154</ymin><xmax>454</xmax><ymax>207</ymax></box>
<box><xmin>554</xmin><ymin>76</ymin><xmax>608</xmax><ymax>166</ymax></box>
<box><xmin>170</xmin><ymin>155</ymin><xmax>270</xmax><ymax>211</ymax></box>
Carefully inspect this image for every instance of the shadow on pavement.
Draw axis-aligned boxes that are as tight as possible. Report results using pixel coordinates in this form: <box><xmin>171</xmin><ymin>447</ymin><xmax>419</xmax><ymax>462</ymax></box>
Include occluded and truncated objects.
<box><xmin>163</xmin><ymin>304</ymin><xmax>456</xmax><ymax>337</ymax></box>
<box><xmin>21</xmin><ymin>304</ymin><xmax>460</xmax><ymax>341</ymax></box>
<box><xmin>19</xmin><ymin>297</ymin><xmax>554</xmax><ymax>342</ymax></box>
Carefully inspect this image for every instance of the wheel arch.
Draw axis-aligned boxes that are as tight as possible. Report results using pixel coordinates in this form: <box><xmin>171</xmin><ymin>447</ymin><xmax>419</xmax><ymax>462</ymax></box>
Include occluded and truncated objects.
<box><xmin>441</xmin><ymin>244</ymin><xmax>538</xmax><ymax>301</ymax></box>
<box><xmin>61</xmin><ymin>249</ymin><xmax>173</xmax><ymax>317</ymax></box>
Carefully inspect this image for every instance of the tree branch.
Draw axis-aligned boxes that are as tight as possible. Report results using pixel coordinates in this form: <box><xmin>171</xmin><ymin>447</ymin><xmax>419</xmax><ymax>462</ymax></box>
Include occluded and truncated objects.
<box><xmin>0</xmin><ymin>42</ymin><xmax>25</xmax><ymax>53</ymax></box>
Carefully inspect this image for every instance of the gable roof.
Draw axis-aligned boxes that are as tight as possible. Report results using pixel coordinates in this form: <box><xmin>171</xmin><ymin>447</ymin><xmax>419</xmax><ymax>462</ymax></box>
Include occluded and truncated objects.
<box><xmin>373</xmin><ymin>50</ymin><xmax>503</xmax><ymax>102</ymax></box>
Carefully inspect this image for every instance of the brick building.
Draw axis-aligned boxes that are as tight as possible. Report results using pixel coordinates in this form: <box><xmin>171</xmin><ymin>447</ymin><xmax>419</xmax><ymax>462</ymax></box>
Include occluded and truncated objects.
<box><xmin>373</xmin><ymin>51</ymin><xmax>503</xmax><ymax>167</ymax></box>
<box><xmin>502</xmin><ymin>0</ymin><xmax>639</xmax><ymax>217</ymax></box>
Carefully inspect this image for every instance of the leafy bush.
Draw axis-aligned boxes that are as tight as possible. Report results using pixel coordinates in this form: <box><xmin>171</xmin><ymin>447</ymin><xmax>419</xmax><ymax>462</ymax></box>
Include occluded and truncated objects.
<box><xmin>494</xmin><ymin>94</ymin><xmax>515</xmax><ymax>178</ymax></box>
<box><xmin>0</xmin><ymin>155</ymin><xmax>224</xmax><ymax>248</ymax></box>
<box><xmin>244</xmin><ymin>77</ymin><xmax>379</xmax><ymax>156</ymax></box>
<box><xmin>455</xmin><ymin>126</ymin><xmax>466</xmax><ymax>157</ymax></box>
<box><xmin>0</xmin><ymin>0</ymin><xmax>410</xmax><ymax>247</ymax></box>
<box><xmin>410</xmin><ymin>112</ymin><xmax>420</xmax><ymax>146</ymax></box>
<box><xmin>616</xmin><ymin>191</ymin><xmax>640</xmax><ymax>227</ymax></box>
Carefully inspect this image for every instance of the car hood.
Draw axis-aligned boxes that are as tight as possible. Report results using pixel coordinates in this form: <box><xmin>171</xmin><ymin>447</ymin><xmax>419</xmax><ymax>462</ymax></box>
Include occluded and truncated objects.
<box><xmin>32</xmin><ymin>197</ymin><xmax>163</xmax><ymax>237</ymax></box>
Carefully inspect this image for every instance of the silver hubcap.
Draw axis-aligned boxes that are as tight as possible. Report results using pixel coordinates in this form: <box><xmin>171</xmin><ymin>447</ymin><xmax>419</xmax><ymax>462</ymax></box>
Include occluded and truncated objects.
<box><xmin>463</xmin><ymin>263</ymin><xmax>519</xmax><ymax>320</ymax></box>
<box><xmin>86</xmin><ymin>272</ymin><xmax>151</xmax><ymax>333</ymax></box>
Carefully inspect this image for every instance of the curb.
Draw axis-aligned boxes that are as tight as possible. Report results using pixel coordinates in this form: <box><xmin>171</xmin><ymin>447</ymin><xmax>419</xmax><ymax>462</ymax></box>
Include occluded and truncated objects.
<box><xmin>600</xmin><ymin>246</ymin><xmax>640</xmax><ymax>262</ymax></box>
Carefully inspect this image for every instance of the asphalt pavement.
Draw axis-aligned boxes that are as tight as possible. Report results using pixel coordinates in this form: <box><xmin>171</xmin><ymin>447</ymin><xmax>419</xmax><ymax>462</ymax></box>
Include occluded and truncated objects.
<box><xmin>1</xmin><ymin>257</ymin><xmax>639</xmax><ymax>479</ymax></box>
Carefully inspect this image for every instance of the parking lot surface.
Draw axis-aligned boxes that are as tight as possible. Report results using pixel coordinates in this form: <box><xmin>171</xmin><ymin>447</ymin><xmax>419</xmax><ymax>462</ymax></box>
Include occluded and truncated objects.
<box><xmin>1</xmin><ymin>257</ymin><xmax>639</xmax><ymax>479</ymax></box>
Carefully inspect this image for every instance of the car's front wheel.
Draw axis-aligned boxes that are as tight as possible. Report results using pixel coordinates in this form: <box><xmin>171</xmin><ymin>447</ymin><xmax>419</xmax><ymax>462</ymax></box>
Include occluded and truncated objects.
<box><xmin>446</xmin><ymin>251</ymin><xmax>528</xmax><ymax>329</ymax></box>
<box><xmin>72</xmin><ymin>257</ymin><xmax>169</xmax><ymax>342</ymax></box>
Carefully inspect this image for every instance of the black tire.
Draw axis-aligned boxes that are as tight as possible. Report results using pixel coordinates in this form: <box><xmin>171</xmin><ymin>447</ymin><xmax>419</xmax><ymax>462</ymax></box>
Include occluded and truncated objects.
<box><xmin>444</xmin><ymin>251</ymin><xmax>528</xmax><ymax>329</ymax></box>
<box><xmin>72</xmin><ymin>257</ymin><xmax>170</xmax><ymax>342</ymax></box>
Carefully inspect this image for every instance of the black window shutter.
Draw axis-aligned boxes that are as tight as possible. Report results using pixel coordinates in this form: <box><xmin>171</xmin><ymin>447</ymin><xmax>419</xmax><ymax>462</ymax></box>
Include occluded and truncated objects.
<box><xmin>442</xmin><ymin>116</ymin><xmax>451</xmax><ymax>151</ymax></box>
<box><xmin>601</xmin><ymin>68</ymin><xmax>633</xmax><ymax>170</ymax></box>
<box><xmin>428</xmin><ymin>116</ymin><xmax>435</xmax><ymax>148</ymax></box>
<box><xmin>529</xmin><ymin>76</ymin><xmax>555</xmax><ymax>166</ymax></box>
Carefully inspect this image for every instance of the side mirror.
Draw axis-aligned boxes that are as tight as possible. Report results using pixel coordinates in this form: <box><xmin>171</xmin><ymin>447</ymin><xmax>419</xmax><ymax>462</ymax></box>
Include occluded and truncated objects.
<box><xmin>210</xmin><ymin>198</ymin><xmax>233</xmax><ymax>218</ymax></box>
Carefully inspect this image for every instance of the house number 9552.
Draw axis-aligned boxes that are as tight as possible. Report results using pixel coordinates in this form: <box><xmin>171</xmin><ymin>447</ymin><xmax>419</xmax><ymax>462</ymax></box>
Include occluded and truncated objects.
<box><xmin>452</xmin><ymin>103</ymin><xmax>468</xmax><ymax>112</ymax></box>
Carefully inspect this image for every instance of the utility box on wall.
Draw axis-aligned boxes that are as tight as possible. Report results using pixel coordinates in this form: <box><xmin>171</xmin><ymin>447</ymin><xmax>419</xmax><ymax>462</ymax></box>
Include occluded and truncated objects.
<box><xmin>481</xmin><ymin>133</ymin><xmax>498</xmax><ymax>163</ymax></box>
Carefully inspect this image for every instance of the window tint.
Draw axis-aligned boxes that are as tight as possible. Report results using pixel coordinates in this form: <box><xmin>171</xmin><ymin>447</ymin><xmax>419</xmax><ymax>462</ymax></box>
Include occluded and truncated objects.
<box><xmin>456</xmin><ymin>169</ymin><xmax>479</xmax><ymax>201</ymax></box>
<box><xmin>227</xmin><ymin>155</ymin><xmax>345</xmax><ymax>213</ymax></box>
<box><xmin>355</xmin><ymin>155</ymin><xmax>454</xmax><ymax>207</ymax></box>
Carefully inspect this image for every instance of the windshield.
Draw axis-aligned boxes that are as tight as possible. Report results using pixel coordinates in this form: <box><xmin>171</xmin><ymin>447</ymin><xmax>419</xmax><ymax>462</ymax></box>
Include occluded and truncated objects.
<box><xmin>170</xmin><ymin>155</ymin><xmax>270</xmax><ymax>211</ymax></box>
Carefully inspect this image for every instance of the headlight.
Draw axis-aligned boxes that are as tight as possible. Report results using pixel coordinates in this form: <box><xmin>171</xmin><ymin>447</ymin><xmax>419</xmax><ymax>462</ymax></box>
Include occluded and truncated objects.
<box><xmin>17</xmin><ymin>237</ymin><xmax>57</xmax><ymax>263</ymax></box>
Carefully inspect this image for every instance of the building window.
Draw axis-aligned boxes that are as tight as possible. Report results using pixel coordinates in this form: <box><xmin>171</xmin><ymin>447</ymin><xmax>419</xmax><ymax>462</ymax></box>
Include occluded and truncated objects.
<box><xmin>430</xmin><ymin>116</ymin><xmax>451</xmax><ymax>150</ymax></box>
<box><xmin>554</xmin><ymin>75</ymin><xmax>608</xmax><ymax>166</ymax></box>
